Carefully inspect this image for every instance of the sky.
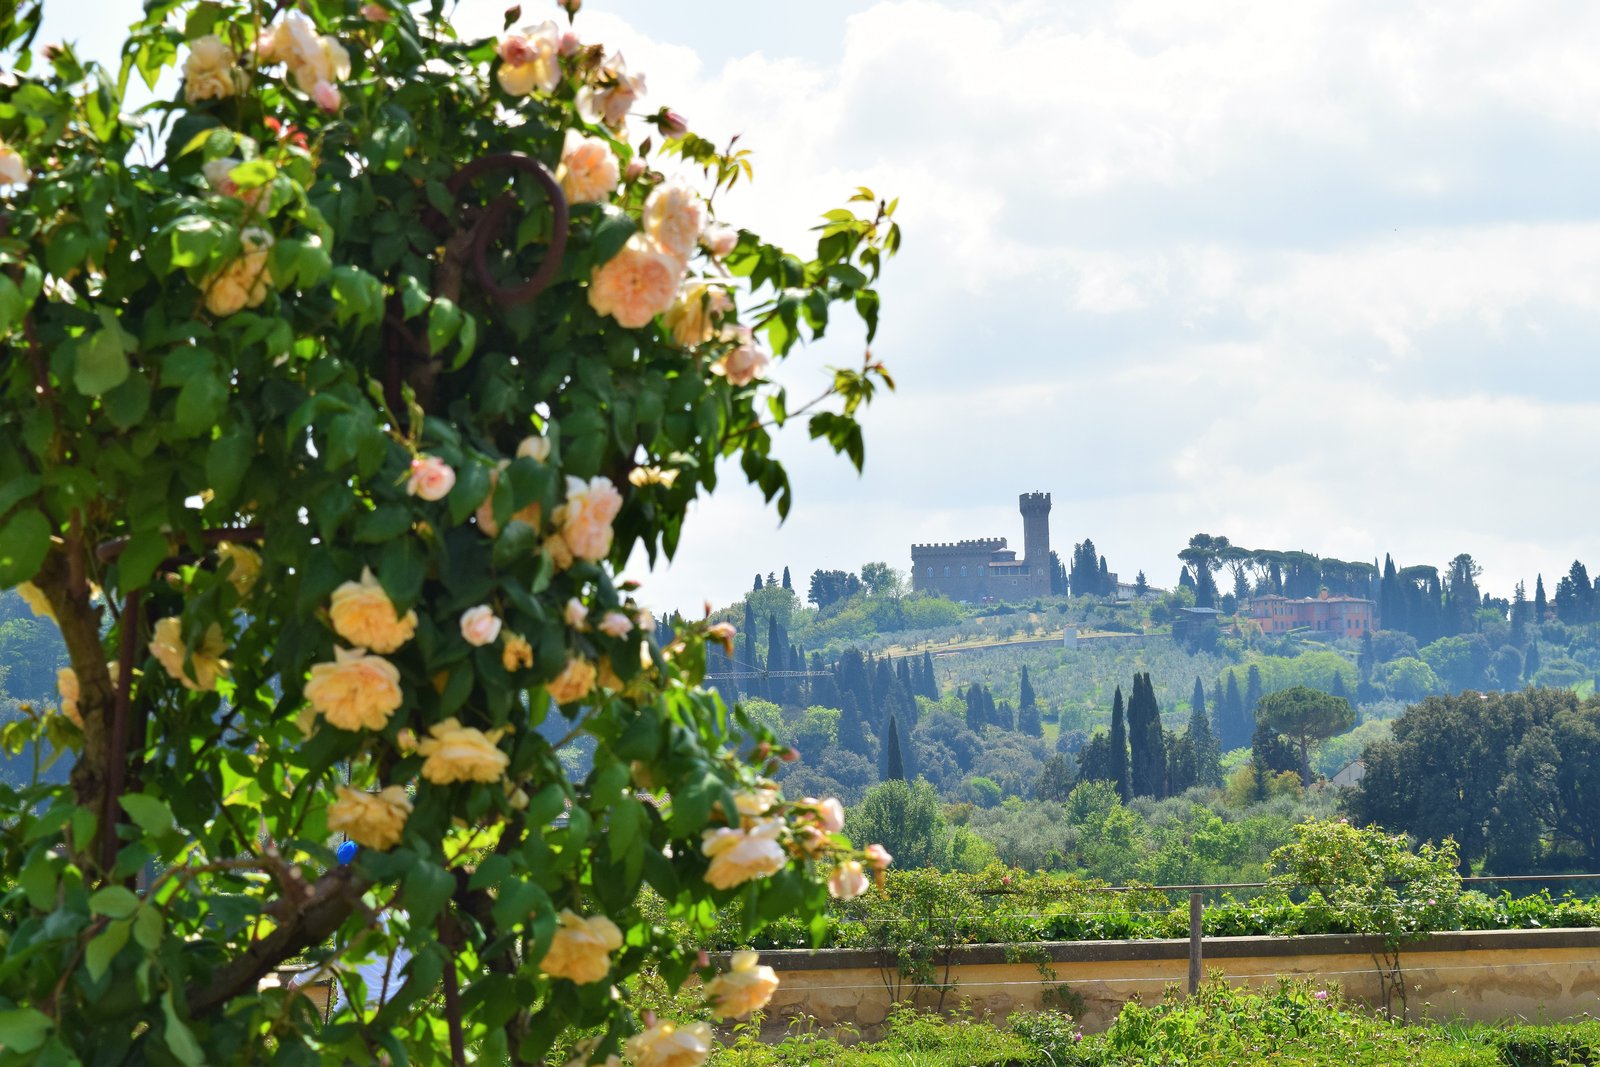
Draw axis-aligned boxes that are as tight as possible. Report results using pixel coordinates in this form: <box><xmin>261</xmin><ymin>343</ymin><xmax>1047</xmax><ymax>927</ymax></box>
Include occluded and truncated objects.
<box><xmin>53</xmin><ymin>0</ymin><xmax>1600</xmax><ymax>615</ymax></box>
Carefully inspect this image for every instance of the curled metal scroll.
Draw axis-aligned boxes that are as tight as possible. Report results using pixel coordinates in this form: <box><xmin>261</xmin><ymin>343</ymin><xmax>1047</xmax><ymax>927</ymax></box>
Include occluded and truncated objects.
<box><xmin>444</xmin><ymin>151</ymin><xmax>569</xmax><ymax>307</ymax></box>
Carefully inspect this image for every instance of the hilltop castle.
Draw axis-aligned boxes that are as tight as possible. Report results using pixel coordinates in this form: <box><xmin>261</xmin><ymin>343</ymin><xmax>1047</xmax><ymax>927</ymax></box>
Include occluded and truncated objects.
<box><xmin>911</xmin><ymin>492</ymin><xmax>1052</xmax><ymax>602</ymax></box>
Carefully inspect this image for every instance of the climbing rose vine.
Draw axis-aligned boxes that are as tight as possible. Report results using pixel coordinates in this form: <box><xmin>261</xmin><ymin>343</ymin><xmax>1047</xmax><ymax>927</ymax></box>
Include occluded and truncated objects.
<box><xmin>0</xmin><ymin>0</ymin><xmax>898</xmax><ymax>1063</ymax></box>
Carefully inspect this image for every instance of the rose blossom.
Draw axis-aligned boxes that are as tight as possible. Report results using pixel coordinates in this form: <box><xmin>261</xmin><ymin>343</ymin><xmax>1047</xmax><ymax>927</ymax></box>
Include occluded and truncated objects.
<box><xmin>713</xmin><ymin>328</ymin><xmax>770</xmax><ymax>387</ymax></box>
<box><xmin>598</xmin><ymin>611</ymin><xmax>633</xmax><ymax>638</ymax></box>
<box><xmin>703</xmin><ymin>223</ymin><xmax>738</xmax><ymax>259</ymax></box>
<box><xmin>418</xmin><ymin>717</ymin><xmax>510</xmax><ymax>784</ymax></box>
<box><xmin>259</xmin><ymin>13</ymin><xmax>350</xmax><ymax>95</ymax></box>
<box><xmin>577</xmin><ymin>52</ymin><xmax>645</xmax><ymax>130</ymax></box>
<box><xmin>547</xmin><ymin>656</ymin><xmax>597</xmax><ymax>705</ymax></box>
<box><xmin>706</xmin><ymin>950</ymin><xmax>780</xmax><ymax>1019</ymax></box>
<box><xmin>58</xmin><ymin>668</ymin><xmax>82</xmax><ymax>728</ymax></box>
<box><xmin>816</xmin><ymin>797</ymin><xmax>846</xmax><ymax>834</ymax></box>
<box><xmin>497</xmin><ymin>21</ymin><xmax>562</xmax><ymax>97</ymax></box>
<box><xmin>216</xmin><ymin>541</ymin><xmax>262</xmax><ymax>598</ymax></box>
<box><xmin>587</xmin><ymin>234</ymin><xmax>681</xmax><ymax>328</ymax></box>
<box><xmin>0</xmin><ymin>139</ymin><xmax>30</xmax><ymax>189</ymax></box>
<box><xmin>628</xmin><ymin>465</ymin><xmax>679</xmax><ymax>488</ymax></box>
<box><xmin>406</xmin><ymin>454</ymin><xmax>456</xmax><ymax>501</ymax></box>
<box><xmin>556</xmin><ymin>129</ymin><xmax>619</xmax><ymax>205</ymax></box>
<box><xmin>559</xmin><ymin>31</ymin><xmax>582</xmax><ymax>56</ymax></box>
<box><xmin>502</xmin><ymin>632</ymin><xmax>534</xmax><ymax>672</ymax></box>
<box><xmin>312</xmin><ymin>80</ymin><xmax>342</xmax><ymax>112</ymax></box>
<box><xmin>733</xmin><ymin>788</ymin><xmax>778</xmax><ymax>818</ymax></box>
<box><xmin>662</xmin><ymin>284</ymin><xmax>720</xmax><ymax>348</ymax></box>
<box><xmin>625</xmin><ymin>1021</ymin><xmax>712</xmax><ymax>1067</ymax></box>
<box><xmin>657</xmin><ymin>109</ymin><xmax>688</xmax><ymax>137</ymax></box>
<box><xmin>564</xmin><ymin>597</ymin><xmax>590</xmax><ymax>631</ymax></box>
<box><xmin>706</xmin><ymin>622</ymin><xmax>736</xmax><ymax>652</ymax></box>
<box><xmin>540</xmin><ymin>909</ymin><xmax>623</xmax><ymax>984</ymax></box>
<box><xmin>865</xmin><ymin>843</ymin><xmax>894</xmax><ymax>870</ymax></box>
<box><xmin>150</xmin><ymin>616</ymin><xmax>229</xmax><ymax>691</ymax></box>
<box><xmin>516</xmin><ymin>434</ymin><xmax>552</xmax><ymax>462</ymax></box>
<box><xmin>329</xmin><ymin>567</ymin><xmax>418</xmax><ymax>653</ymax></box>
<box><xmin>460</xmin><ymin>605</ymin><xmax>503</xmax><ymax>646</ymax></box>
<box><xmin>183</xmin><ymin>34</ymin><xmax>241</xmax><ymax>104</ymax></box>
<box><xmin>327</xmin><ymin>784</ymin><xmax>412</xmax><ymax>850</ymax></box>
<box><xmin>642</xmin><ymin>182</ymin><xmax>706</xmax><ymax>265</ymax></box>
<box><xmin>635</xmin><ymin>610</ymin><xmax>657</xmax><ymax>633</ymax></box>
<box><xmin>203</xmin><ymin>227</ymin><xmax>274</xmax><ymax>317</ymax></box>
<box><xmin>701</xmin><ymin>818</ymin><xmax>785</xmax><ymax>890</ymax></box>
<box><xmin>828</xmin><ymin>860</ymin><xmax>870</xmax><ymax>900</ymax></box>
<box><xmin>305</xmin><ymin>647</ymin><xmax>403</xmax><ymax>731</ymax></box>
<box><xmin>554</xmin><ymin>475</ymin><xmax>623</xmax><ymax>562</ymax></box>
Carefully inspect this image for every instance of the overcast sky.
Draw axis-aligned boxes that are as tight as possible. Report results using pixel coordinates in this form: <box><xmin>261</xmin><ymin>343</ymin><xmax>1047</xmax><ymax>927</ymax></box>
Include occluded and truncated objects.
<box><xmin>57</xmin><ymin>1</ymin><xmax>1600</xmax><ymax>614</ymax></box>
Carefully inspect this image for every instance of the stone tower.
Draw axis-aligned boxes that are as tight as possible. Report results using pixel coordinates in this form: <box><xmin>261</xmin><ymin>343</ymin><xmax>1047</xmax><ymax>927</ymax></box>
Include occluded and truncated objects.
<box><xmin>1019</xmin><ymin>491</ymin><xmax>1052</xmax><ymax>597</ymax></box>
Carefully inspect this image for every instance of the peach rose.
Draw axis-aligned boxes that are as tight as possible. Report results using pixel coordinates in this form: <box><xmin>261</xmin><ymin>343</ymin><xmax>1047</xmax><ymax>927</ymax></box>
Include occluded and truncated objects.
<box><xmin>497</xmin><ymin>21</ymin><xmax>561</xmax><ymax>96</ymax></box>
<box><xmin>662</xmin><ymin>284</ymin><xmax>722</xmax><ymax>348</ymax></box>
<box><xmin>706</xmin><ymin>950</ymin><xmax>779</xmax><ymax>1019</ymax></box>
<box><xmin>701</xmin><ymin>818</ymin><xmax>785</xmax><ymax>890</ymax></box>
<box><xmin>703</xmin><ymin>223</ymin><xmax>738</xmax><ymax>259</ymax></box>
<box><xmin>216</xmin><ymin>541</ymin><xmax>261</xmax><ymax>598</ymax></box>
<box><xmin>406</xmin><ymin>454</ymin><xmax>456</xmax><ymax>501</ymax></box>
<box><xmin>642</xmin><ymin>182</ymin><xmax>705</xmax><ymax>265</ymax></box>
<box><xmin>624</xmin><ymin>1021</ymin><xmax>711</xmax><ymax>1067</ymax></box>
<box><xmin>502</xmin><ymin>632</ymin><xmax>534</xmax><ymax>672</ymax></box>
<box><xmin>816</xmin><ymin>797</ymin><xmax>846</xmax><ymax>834</ymax></box>
<box><xmin>557</xmin><ymin>129</ymin><xmax>619</xmax><ymax>205</ymax></box>
<box><xmin>417</xmin><ymin>717</ymin><xmax>509</xmax><ymax>784</ymax></box>
<box><xmin>706</xmin><ymin>622</ymin><xmax>736</xmax><ymax>653</ymax></box>
<box><xmin>150</xmin><ymin>616</ymin><xmax>229</xmax><ymax>691</ymax></box>
<box><xmin>547</xmin><ymin>656</ymin><xmax>596</xmax><ymax>705</ymax></box>
<box><xmin>712</xmin><ymin>329</ymin><xmax>770</xmax><ymax>387</ymax></box>
<box><xmin>312</xmin><ymin>80</ymin><xmax>342</xmax><ymax>112</ymax></box>
<box><xmin>327</xmin><ymin>784</ymin><xmax>412</xmax><ymax>850</ymax></box>
<box><xmin>635</xmin><ymin>610</ymin><xmax>657</xmax><ymax>633</ymax></box>
<box><xmin>0</xmin><ymin>140</ymin><xmax>29</xmax><ymax>189</ymax></box>
<box><xmin>865</xmin><ymin>843</ymin><xmax>894</xmax><ymax>870</ymax></box>
<box><xmin>260</xmin><ymin>13</ymin><xmax>350</xmax><ymax>94</ymax></box>
<box><xmin>554</xmin><ymin>474</ymin><xmax>622</xmax><ymax>562</ymax></box>
<box><xmin>516</xmin><ymin>435</ymin><xmax>552</xmax><ymax>462</ymax></box>
<box><xmin>57</xmin><ymin>668</ymin><xmax>81</xmax><ymax>728</ymax></box>
<box><xmin>305</xmin><ymin>647</ymin><xmax>403</xmax><ymax>731</ymax></box>
<box><xmin>733</xmin><ymin>788</ymin><xmax>777</xmax><ymax>818</ymax></box>
<box><xmin>183</xmin><ymin>34</ymin><xmax>241</xmax><ymax>104</ymax></box>
<box><xmin>828</xmin><ymin>860</ymin><xmax>870</xmax><ymax>900</ymax></box>
<box><xmin>577</xmin><ymin>52</ymin><xmax>646</xmax><ymax>130</ymax></box>
<box><xmin>597</xmin><ymin>611</ymin><xmax>633</xmax><ymax>638</ymax></box>
<box><xmin>540</xmin><ymin>909</ymin><xmax>623</xmax><ymax>984</ymax></box>
<box><xmin>475</xmin><ymin>461</ymin><xmax>544</xmax><ymax>537</ymax></box>
<box><xmin>203</xmin><ymin>226</ymin><xmax>274</xmax><ymax>317</ymax></box>
<box><xmin>543</xmin><ymin>534</ymin><xmax>575</xmax><ymax>571</ymax></box>
<box><xmin>587</xmin><ymin>234</ymin><xmax>681</xmax><ymax>329</ymax></box>
<box><xmin>17</xmin><ymin>581</ymin><xmax>54</xmax><ymax>621</ymax></box>
<box><xmin>565</xmin><ymin>598</ymin><xmax>590</xmax><ymax>631</ymax></box>
<box><xmin>329</xmin><ymin>567</ymin><xmax>418</xmax><ymax>654</ymax></box>
<box><xmin>460</xmin><ymin>605</ymin><xmax>503</xmax><ymax>646</ymax></box>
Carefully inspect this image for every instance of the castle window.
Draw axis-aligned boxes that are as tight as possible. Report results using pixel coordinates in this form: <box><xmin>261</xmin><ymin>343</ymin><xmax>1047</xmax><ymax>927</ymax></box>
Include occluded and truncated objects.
<box><xmin>926</xmin><ymin>565</ymin><xmax>933</xmax><ymax>577</ymax></box>
<box><xmin>943</xmin><ymin>566</ymin><xmax>951</xmax><ymax>577</ymax></box>
<box><xmin>960</xmin><ymin>566</ymin><xmax>968</xmax><ymax>577</ymax></box>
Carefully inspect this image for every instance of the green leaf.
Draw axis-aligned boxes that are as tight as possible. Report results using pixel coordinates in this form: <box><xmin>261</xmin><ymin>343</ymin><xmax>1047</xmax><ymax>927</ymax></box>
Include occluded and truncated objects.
<box><xmin>103</xmin><ymin>370</ymin><xmax>153</xmax><ymax>430</ymax></box>
<box><xmin>228</xmin><ymin>159</ymin><xmax>277</xmax><ymax>189</ymax></box>
<box><xmin>120</xmin><ymin>794</ymin><xmax>176</xmax><ymax>837</ymax></box>
<box><xmin>73</xmin><ymin>326</ymin><xmax>130</xmax><ymax>396</ymax></box>
<box><xmin>166</xmin><ymin>215</ymin><xmax>222</xmax><ymax>270</ymax></box>
<box><xmin>402</xmin><ymin>862</ymin><xmax>455</xmax><ymax>927</ymax></box>
<box><xmin>591</xmin><ymin>208</ymin><xmax>637</xmax><ymax>265</ymax></box>
<box><xmin>427</xmin><ymin>298</ymin><xmax>462</xmax><ymax>355</ymax></box>
<box><xmin>90</xmin><ymin>885</ymin><xmax>140</xmax><ymax>919</ymax></box>
<box><xmin>86</xmin><ymin>917</ymin><xmax>131</xmax><ymax>981</ymax></box>
<box><xmin>608</xmin><ymin>796</ymin><xmax>647</xmax><ymax>859</ymax></box>
<box><xmin>0</xmin><ymin>274</ymin><xmax>26</xmax><ymax>335</ymax></box>
<box><xmin>161</xmin><ymin>990</ymin><xmax>205</xmax><ymax>1067</ymax></box>
<box><xmin>448</xmin><ymin>461</ymin><xmax>491</xmax><ymax>525</ymax></box>
<box><xmin>354</xmin><ymin>504</ymin><xmax>412</xmax><ymax>543</ymax></box>
<box><xmin>0</xmin><ymin>507</ymin><xmax>49</xmax><ymax>586</ymax></box>
<box><xmin>0</xmin><ymin>1007</ymin><xmax>52</xmax><ymax>1053</ymax></box>
<box><xmin>207</xmin><ymin>429</ymin><xmax>254</xmax><ymax>507</ymax></box>
<box><xmin>117</xmin><ymin>530</ymin><xmax>170</xmax><ymax>592</ymax></box>
<box><xmin>174</xmin><ymin>365</ymin><xmax>228</xmax><ymax>436</ymax></box>
<box><xmin>132</xmin><ymin>903</ymin><xmax>163</xmax><ymax>950</ymax></box>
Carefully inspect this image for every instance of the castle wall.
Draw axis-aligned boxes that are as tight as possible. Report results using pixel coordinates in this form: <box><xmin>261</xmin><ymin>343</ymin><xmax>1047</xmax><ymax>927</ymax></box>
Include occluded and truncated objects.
<box><xmin>911</xmin><ymin>540</ymin><xmax>1004</xmax><ymax>601</ymax></box>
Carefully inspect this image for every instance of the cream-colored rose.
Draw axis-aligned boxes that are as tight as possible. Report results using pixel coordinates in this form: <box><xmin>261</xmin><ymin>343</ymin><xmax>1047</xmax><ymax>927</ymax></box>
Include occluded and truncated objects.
<box><xmin>554</xmin><ymin>475</ymin><xmax>623</xmax><ymax>562</ymax></box>
<box><xmin>713</xmin><ymin>330</ymin><xmax>770</xmax><ymax>387</ymax></box>
<box><xmin>627</xmin><ymin>465</ymin><xmax>679</xmax><ymax>488</ymax></box>
<box><xmin>626</xmin><ymin>1022</ymin><xmax>711</xmax><ymax>1067</ymax></box>
<box><xmin>183</xmin><ymin>34</ymin><xmax>241</xmax><ymax>104</ymax></box>
<box><xmin>540</xmin><ymin>909</ymin><xmax>623</xmax><ymax>984</ymax></box>
<box><xmin>557</xmin><ymin>129</ymin><xmax>619</xmax><ymax>205</ymax></box>
<box><xmin>543</xmin><ymin>534</ymin><xmax>575</xmax><ymax>571</ymax></box>
<box><xmin>516</xmin><ymin>435</ymin><xmax>551</xmax><ymax>462</ymax></box>
<box><xmin>502</xmin><ymin>632</ymin><xmax>534</xmax><ymax>672</ymax></box>
<box><xmin>865</xmin><ymin>843</ymin><xmax>894</xmax><ymax>870</ymax></box>
<box><xmin>329</xmin><ymin>567</ymin><xmax>417</xmax><ymax>654</ymax></box>
<box><xmin>577</xmin><ymin>53</ymin><xmax>646</xmax><ymax>130</ymax></box>
<box><xmin>597</xmin><ymin>611</ymin><xmax>633</xmax><ymax>638</ymax></box>
<box><xmin>203</xmin><ymin>226</ymin><xmax>273</xmax><ymax>317</ymax></box>
<box><xmin>828</xmin><ymin>860</ymin><xmax>870</xmax><ymax>900</ymax></box>
<box><xmin>564</xmin><ymin>598</ymin><xmax>589</xmax><ymax>631</ymax></box>
<box><xmin>327</xmin><ymin>784</ymin><xmax>412</xmax><ymax>850</ymax></box>
<box><xmin>417</xmin><ymin>717</ymin><xmax>509</xmax><ymax>784</ymax></box>
<box><xmin>460</xmin><ymin>605</ymin><xmax>503</xmax><ymax>647</ymax></box>
<box><xmin>816</xmin><ymin>797</ymin><xmax>846</xmax><ymax>834</ymax></box>
<box><xmin>150</xmin><ymin>616</ymin><xmax>229</xmax><ymax>691</ymax></box>
<box><xmin>706</xmin><ymin>950</ymin><xmax>780</xmax><ymax>1019</ymax></box>
<box><xmin>474</xmin><ymin>461</ymin><xmax>544</xmax><ymax>537</ymax></box>
<box><xmin>733</xmin><ymin>788</ymin><xmax>777</xmax><ymax>818</ymax></box>
<box><xmin>0</xmin><ymin>140</ymin><xmax>29</xmax><ymax>189</ymax></box>
<box><xmin>701</xmin><ymin>818</ymin><xmax>785</xmax><ymax>890</ymax></box>
<box><xmin>497</xmin><ymin>21</ymin><xmax>562</xmax><ymax>96</ymax></box>
<box><xmin>547</xmin><ymin>656</ymin><xmax>596</xmax><ymax>705</ymax></box>
<box><xmin>17</xmin><ymin>581</ymin><xmax>54</xmax><ymax>622</ymax></box>
<box><xmin>260</xmin><ymin>13</ymin><xmax>350</xmax><ymax>94</ymax></box>
<box><xmin>642</xmin><ymin>182</ymin><xmax>705</xmax><ymax>265</ymax></box>
<box><xmin>406</xmin><ymin>454</ymin><xmax>456</xmax><ymax>501</ymax></box>
<box><xmin>703</xmin><ymin>223</ymin><xmax>738</xmax><ymax>259</ymax></box>
<box><xmin>57</xmin><ymin>667</ymin><xmax>81</xmax><ymax>728</ymax></box>
<box><xmin>662</xmin><ymin>284</ymin><xmax>718</xmax><ymax>348</ymax></box>
<box><xmin>636</xmin><ymin>610</ymin><xmax>657</xmax><ymax>633</ymax></box>
<box><xmin>305</xmin><ymin>646</ymin><xmax>403</xmax><ymax>731</ymax></box>
<box><xmin>216</xmin><ymin>541</ymin><xmax>261</xmax><ymax>598</ymax></box>
<box><xmin>587</xmin><ymin>234</ymin><xmax>681</xmax><ymax>329</ymax></box>
<box><xmin>312</xmin><ymin>80</ymin><xmax>342</xmax><ymax>112</ymax></box>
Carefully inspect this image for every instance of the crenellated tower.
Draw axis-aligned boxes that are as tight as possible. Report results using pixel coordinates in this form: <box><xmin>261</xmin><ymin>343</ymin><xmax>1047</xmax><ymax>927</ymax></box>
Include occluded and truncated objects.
<box><xmin>1019</xmin><ymin>491</ymin><xmax>1052</xmax><ymax>597</ymax></box>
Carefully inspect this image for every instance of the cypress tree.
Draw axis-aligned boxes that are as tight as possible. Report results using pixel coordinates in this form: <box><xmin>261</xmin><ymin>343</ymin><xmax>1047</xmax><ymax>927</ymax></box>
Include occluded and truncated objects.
<box><xmin>741</xmin><ymin>602</ymin><xmax>762</xmax><ymax>699</ymax></box>
<box><xmin>897</xmin><ymin>658</ymin><xmax>913</xmax><ymax>694</ymax></box>
<box><xmin>1188</xmin><ymin>693</ymin><xmax>1222</xmax><ymax>788</ymax></box>
<box><xmin>781</xmin><ymin>566</ymin><xmax>791</xmax><ymax>590</ymax></box>
<box><xmin>766</xmin><ymin>615</ymin><xmax>786</xmax><ymax>705</ymax></box>
<box><xmin>1329</xmin><ymin>672</ymin><xmax>1348</xmax><ymax>701</ymax></box>
<box><xmin>838</xmin><ymin>692</ymin><xmax>869</xmax><ymax>757</ymax></box>
<box><xmin>1245</xmin><ymin>666</ymin><xmax>1263</xmax><ymax>721</ymax></box>
<box><xmin>753</xmin><ymin>573</ymin><xmax>763</xmax><ymax>591</ymax></box>
<box><xmin>1018</xmin><ymin>701</ymin><xmax>1043</xmax><ymax>737</ymax></box>
<box><xmin>1191</xmin><ymin>677</ymin><xmax>1206</xmax><ymax>718</ymax></box>
<box><xmin>1222</xmin><ymin>671</ymin><xmax>1245</xmax><ymax>750</ymax></box>
<box><xmin>1109</xmin><ymin>686</ymin><xmax>1131</xmax><ymax>801</ymax></box>
<box><xmin>1165</xmin><ymin>728</ymin><xmax>1196</xmax><ymax>795</ymax></box>
<box><xmin>1535</xmin><ymin>574</ymin><xmax>1548</xmax><ymax>621</ymax></box>
<box><xmin>920</xmin><ymin>651</ymin><xmax>939</xmax><ymax>699</ymax></box>
<box><xmin>965</xmin><ymin>685</ymin><xmax>985</xmax><ymax>733</ymax></box>
<box><xmin>1019</xmin><ymin>666</ymin><xmax>1037</xmax><ymax>711</ymax></box>
<box><xmin>1179</xmin><ymin>567</ymin><xmax>1197</xmax><ymax>594</ymax></box>
<box><xmin>1525</xmin><ymin>639</ymin><xmax>1542</xmax><ymax>679</ymax></box>
<box><xmin>1128</xmin><ymin>673</ymin><xmax>1165</xmax><ymax>799</ymax></box>
<box><xmin>1098</xmin><ymin>556</ymin><xmax>1111</xmax><ymax>596</ymax></box>
<box><xmin>995</xmin><ymin>700</ymin><xmax>1015</xmax><ymax>732</ymax></box>
<box><xmin>884</xmin><ymin>714</ymin><xmax>906</xmax><ymax>781</ymax></box>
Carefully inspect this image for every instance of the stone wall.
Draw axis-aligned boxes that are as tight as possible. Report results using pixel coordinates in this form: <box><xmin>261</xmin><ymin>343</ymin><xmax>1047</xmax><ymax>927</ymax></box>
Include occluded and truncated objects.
<box><xmin>760</xmin><ymin>929</ymin><xmax>1600</xmax><ymax>1036</ymax></box>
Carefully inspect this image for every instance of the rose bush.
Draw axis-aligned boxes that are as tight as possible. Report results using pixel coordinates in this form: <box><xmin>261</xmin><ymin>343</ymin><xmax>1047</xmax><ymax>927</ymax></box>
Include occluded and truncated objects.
<box><xmin>0</xmin><ymin>0</ymin><xmax>898</xmax><ymax>1063</ymax></box>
